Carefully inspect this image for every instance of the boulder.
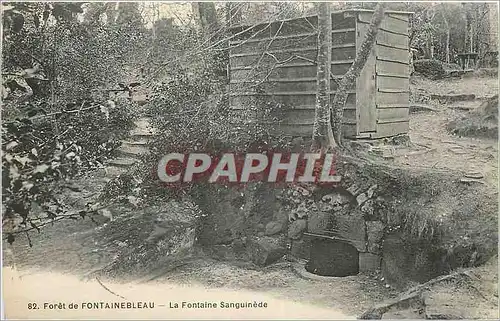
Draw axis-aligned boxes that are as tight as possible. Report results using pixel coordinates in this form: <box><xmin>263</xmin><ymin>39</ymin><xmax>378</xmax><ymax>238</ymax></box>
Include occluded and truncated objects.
<box><xmin>307</xmin><ymin>211</ymin><xmax>330</xmax><ymax>233</ymax></box>
<box><xmin>321</xmin><ymin>193</ymin><xmax>351</xmax><ymax>206</ymax></box>
<box><xmin>264</xmin><ymin>221</ymin><xmax>284</xmax><ymax>236</ymax></box>
<box><xmin>288</xmin><ymin>219</ymin><xmax>307</xmax><ymax>239</ymax></box>
<box><xmin>246</xmin><ymin>236</ymin><xmax>286</xmax><ymax>266</ymax></box>
<box><xmin>356</xmin><ymin>193</ymin><xmax>369</xmax><ymax>206</ymax></box>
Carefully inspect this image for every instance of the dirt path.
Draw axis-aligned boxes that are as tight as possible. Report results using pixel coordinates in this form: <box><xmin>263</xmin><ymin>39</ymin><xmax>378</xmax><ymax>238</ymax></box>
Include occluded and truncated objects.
<box><xmin>366</xmin><ymin>75</ymin><xmax>498</xmax><ymax>192</ymax></box>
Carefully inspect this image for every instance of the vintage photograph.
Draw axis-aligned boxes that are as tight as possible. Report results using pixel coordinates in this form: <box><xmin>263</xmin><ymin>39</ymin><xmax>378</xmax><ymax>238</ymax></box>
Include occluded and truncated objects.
<box><xmin>1</xmin><ymin>1</ymin><xmax>499</xmax><ymax>319</ymax></box>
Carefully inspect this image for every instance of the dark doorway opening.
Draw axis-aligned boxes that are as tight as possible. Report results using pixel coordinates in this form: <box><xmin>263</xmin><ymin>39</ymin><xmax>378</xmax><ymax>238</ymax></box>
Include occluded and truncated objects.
<box><xmin>305</xmin><ymin>238</ymin><xmax>359</xmax><ymax>277</ymax></box>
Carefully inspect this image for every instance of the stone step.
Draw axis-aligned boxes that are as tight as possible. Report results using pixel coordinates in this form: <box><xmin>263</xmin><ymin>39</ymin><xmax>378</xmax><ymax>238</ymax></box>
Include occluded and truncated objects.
<box><xmin>132</xmin><ymin>118</ymin><xmax>157</xmax><ymax>132</ymax></box>
<box><xmin>430</xmin><ymin>93</ymin><xmax>476</xmax><ymax>103</ymax></box>
<box><xmin>106</xmin><ymin>157</ymin><xmax>137</xmax><ymax>168</ymax></box>
<box><xmin>129</xmin><ymin>128</ymin><xmax>157</xmax><ymax>137</ymax></box>
<box><xmin>121</xmin><ymin>139</ymin><xmax>150</xmax><ymax>146</ymax></box>
<box><xmin>116</xmin><ymin>145</ymin><xmax>149</xmax><ymax>158</ymax></box>
<box><xmin>446</xmin><ymin>100</ymin><xmax>482</xmax><ymax>111</ymax></box>
<box><xmin>410</xmin><ymin>104</ymin><xmax>439</xmax><ymax>113</ymax></box>
<box><xmin>129</xmin><ymin>133</ymin><xmax>157</xmax><ymax>140</ymax></box>
<box><xmin>133</xmin><ymin>117</ymin><xmax>153</xmax><ymax>127</ymax></box>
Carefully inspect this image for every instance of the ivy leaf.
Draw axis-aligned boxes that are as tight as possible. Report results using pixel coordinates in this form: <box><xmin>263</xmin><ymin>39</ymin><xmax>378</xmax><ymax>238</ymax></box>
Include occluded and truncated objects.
<box><xmin>99</xmin><ymin>105</ymin><xmax>109</xmax><ymax>120</ymax></box>
<box><xmin>21</xmin><ymin>181</ymin><xmax>34</xmax><ymax>191</ymax></box>
<box><xmin>7</xmin><ymin>234</ymin><xmax>15</xmax><ymax>245</ymax></box>
<box><xmin>13</xmin><ymin>155</ymin><xmax>32</xmax><ymax>166</ymax></box>
<box><xmin>33</xmin><ymin>164</ymin><xmax>50</xmax><ymax>173</ymax></box>
<box><xmin>5</xmin><ymin>141</ymin><xmax>18</xmax><ymax>150</ymax></box>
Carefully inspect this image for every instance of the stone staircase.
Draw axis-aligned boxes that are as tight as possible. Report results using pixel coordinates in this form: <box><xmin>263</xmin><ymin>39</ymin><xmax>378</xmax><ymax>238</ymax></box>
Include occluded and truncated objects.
<box><xmin>104</xmin><ymin>117</ymin><xmax>157</xmax><ymax>178</ymax></box>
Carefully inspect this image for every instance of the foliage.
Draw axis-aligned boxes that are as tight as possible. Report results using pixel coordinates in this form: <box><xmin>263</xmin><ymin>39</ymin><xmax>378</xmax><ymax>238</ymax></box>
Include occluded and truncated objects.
<box><xmin>1</xmin><ymin>100</ymin><xmax>134</xmax><ymax>242</ymax></box>
<box><xmin>1</xmin><ymin>2</ymin><xmax>141</xmax><ymax>243</ymax></box>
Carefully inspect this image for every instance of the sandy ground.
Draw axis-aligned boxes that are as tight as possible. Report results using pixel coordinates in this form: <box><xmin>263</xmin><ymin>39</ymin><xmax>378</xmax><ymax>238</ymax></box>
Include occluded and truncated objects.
<box><xmin>2</xmin><ymin>267</ymin><xmax>355</xmax><ymax>320</ymax></box>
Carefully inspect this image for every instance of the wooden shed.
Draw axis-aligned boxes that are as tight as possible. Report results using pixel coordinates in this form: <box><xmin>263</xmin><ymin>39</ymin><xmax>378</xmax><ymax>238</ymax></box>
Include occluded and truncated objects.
<box><xmin>228</xmin><ymin>9</ymin><xmax>413</xmax><ymax>139</ymax></box>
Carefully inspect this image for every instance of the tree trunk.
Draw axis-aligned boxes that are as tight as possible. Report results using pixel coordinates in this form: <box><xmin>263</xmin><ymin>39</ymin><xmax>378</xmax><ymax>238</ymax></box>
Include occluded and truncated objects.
<box><xmin>192</xmin><ymin>2</ymin><xmax>219</xmax><ymax>36</ymax></box>
<box><xmin>440</xmin><ymin>5</ymin><xmax>450</xmax><ymax>63</ymax></box>
<box><xmin>331</xmin><ymin>3</ymin><xmax>386</xmax><ymax>147</ymax></box>
<box><xmin>312</xmin><ymin>2</ymin><xmax>335</xmax><ymax>151</ymax></box>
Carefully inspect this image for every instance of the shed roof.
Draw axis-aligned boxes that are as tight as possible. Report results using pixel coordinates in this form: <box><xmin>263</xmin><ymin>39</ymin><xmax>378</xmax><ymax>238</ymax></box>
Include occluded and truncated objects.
<box><xmin>229</xmin><ymin>8</ymin><xmax>413</xmax><ymax>31</ymax></box>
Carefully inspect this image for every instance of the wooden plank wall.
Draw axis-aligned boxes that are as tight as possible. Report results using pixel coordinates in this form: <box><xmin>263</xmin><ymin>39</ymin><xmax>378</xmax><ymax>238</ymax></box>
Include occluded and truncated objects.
<box><xmin>228</xmin><ymin>12</ymin><xmax>358</xmax><ymax>138</ymax></box>
<box><xmin>358</xmin><ymin>12</ymin><xmax>411</xmax><ymax>138</ymax></box>
<box><xmin>229</xmin><ymin>10</ymin><xmax>411</xmax><ymax>139</ymax></box>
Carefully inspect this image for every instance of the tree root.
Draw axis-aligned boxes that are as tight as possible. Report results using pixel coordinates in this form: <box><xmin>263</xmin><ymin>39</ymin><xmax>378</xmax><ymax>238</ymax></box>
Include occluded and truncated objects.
<box><xmin>358</xmin><ymin>270</ymin><xmax>476</xmax><ymax>319</ymax></box>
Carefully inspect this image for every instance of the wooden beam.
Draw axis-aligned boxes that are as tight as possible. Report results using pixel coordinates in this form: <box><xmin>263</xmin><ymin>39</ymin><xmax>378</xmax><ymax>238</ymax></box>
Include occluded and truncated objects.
<box><xmin>376</xmin><ymin>118</ymin><xmax>409</xmax><ymax>124</ymax></box>
<box><xmin>229</xmin><ymin>32</ymin><xmax>317</xmax><ymax>45</ymax></box>
<box><xmin>229</xmin><ymin>90</ymin><xmax>357</xmax><ymax>96</ymax></box>
<box><xmin>376</xmin><ymin>57</ymin><xmax>409</xmax><ymax>65</ymax></box>
<box><xmin>332</xmin><ymin>27</ymin><xmax>355</xmax><ymax>34</ymax></box>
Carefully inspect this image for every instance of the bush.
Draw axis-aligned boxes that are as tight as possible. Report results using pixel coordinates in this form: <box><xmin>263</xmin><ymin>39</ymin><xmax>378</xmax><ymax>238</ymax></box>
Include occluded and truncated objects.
<box><xmin>2</xmin><ymin>99</ymin><xmax>135</xmax><ymax>243</ymax></box>
<box><xmin>413</xmin><ymin>59</ymin><xmax>446</xmax><ymax>79</ymax></box>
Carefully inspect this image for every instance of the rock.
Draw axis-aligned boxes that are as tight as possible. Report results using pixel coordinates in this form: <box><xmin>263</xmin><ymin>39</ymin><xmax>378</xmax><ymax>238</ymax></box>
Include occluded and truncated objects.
<box><xmin>246</xmin><ymin>236</ymin><xmax>286</xmax><ymax>266</ymax></box>
<box><xmin>410</xmin><ymin>104</ymin><xmax>439</xmax><ymax>113</ymax></box>
<box><xmin>366</xmin><ymin>184</ymin><xmax>378</xmax><ymax>198</ymax></box>
<box><xmin>264</xmin><ymin>221</ymin><xmax>283</xmax><ymax>236</ymax></box>
<box><xmin>346</xmin><ymin>183</ymin><xmax>362</xmax><ymax>196</ymax></box>
<box><xmin>356</xmin><ymin>193</ymin><xmax>369</xmax><ymax>206</ymax></box>
<box><xmin>460</xmin><ymin>177</ymin><xmax>484</xmax><ymax>185</ymax></box>
<box><xmin>307</xmin><ymin>211</ymin><xmax>330</xmax><ymax>233</ymax></box>
<box><xmin>321</xmin><ymin>193</ymin><xmax>351</xmax><ymax>205</ymax></box>
<box><xmin>318</xmin><ymin>202</ymin><xmax>334</xmax><ymax>212</ymax></box>
<box><xmin>288</xmin><ymin>219</ymin><xmax>307</xmax><ymax>239</ymax></box>
<box><xmin>359</xmin><ymin>252</ymin><xmax>382</xmax><ymax>272</ymax></box>
<box><xmin>231</xmin><ymin>238</ymin><xmax>247</xmax><ymax>258</ymax></box>
<box><xmin>361</xmin><ymin>200</ymin><xmax>374</xmax><ymax>216</ymax></box>
<box><xmin>210</xmin><ymin>244</ymin><xmax>237</xmax><ymax>261</ymax></box>
<box><xmin>367</xmin><ymin>221</ymin><xmax>385</xmax><ymax>254</ymax></box>
<box><xmin>464</xmin><ymin>171</ymin><xmax>483</xmax><ymax>179</ymax></box>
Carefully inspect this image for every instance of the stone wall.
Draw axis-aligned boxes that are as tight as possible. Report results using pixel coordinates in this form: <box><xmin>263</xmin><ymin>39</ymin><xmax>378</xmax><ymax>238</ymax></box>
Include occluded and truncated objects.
<box><xmin>195</xmin><ymin>174</ymin><xmax>387</xmax><ymax>274</ymax></box>
<box><xmin>193</xmin><ymin>155</ymin><xmax>497</xmax><ymax>289</ymax></box>
<box><xmin>287</xmin><ymin>183</ymin><xmax>385</xmax><ymax>273</ymax></box>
